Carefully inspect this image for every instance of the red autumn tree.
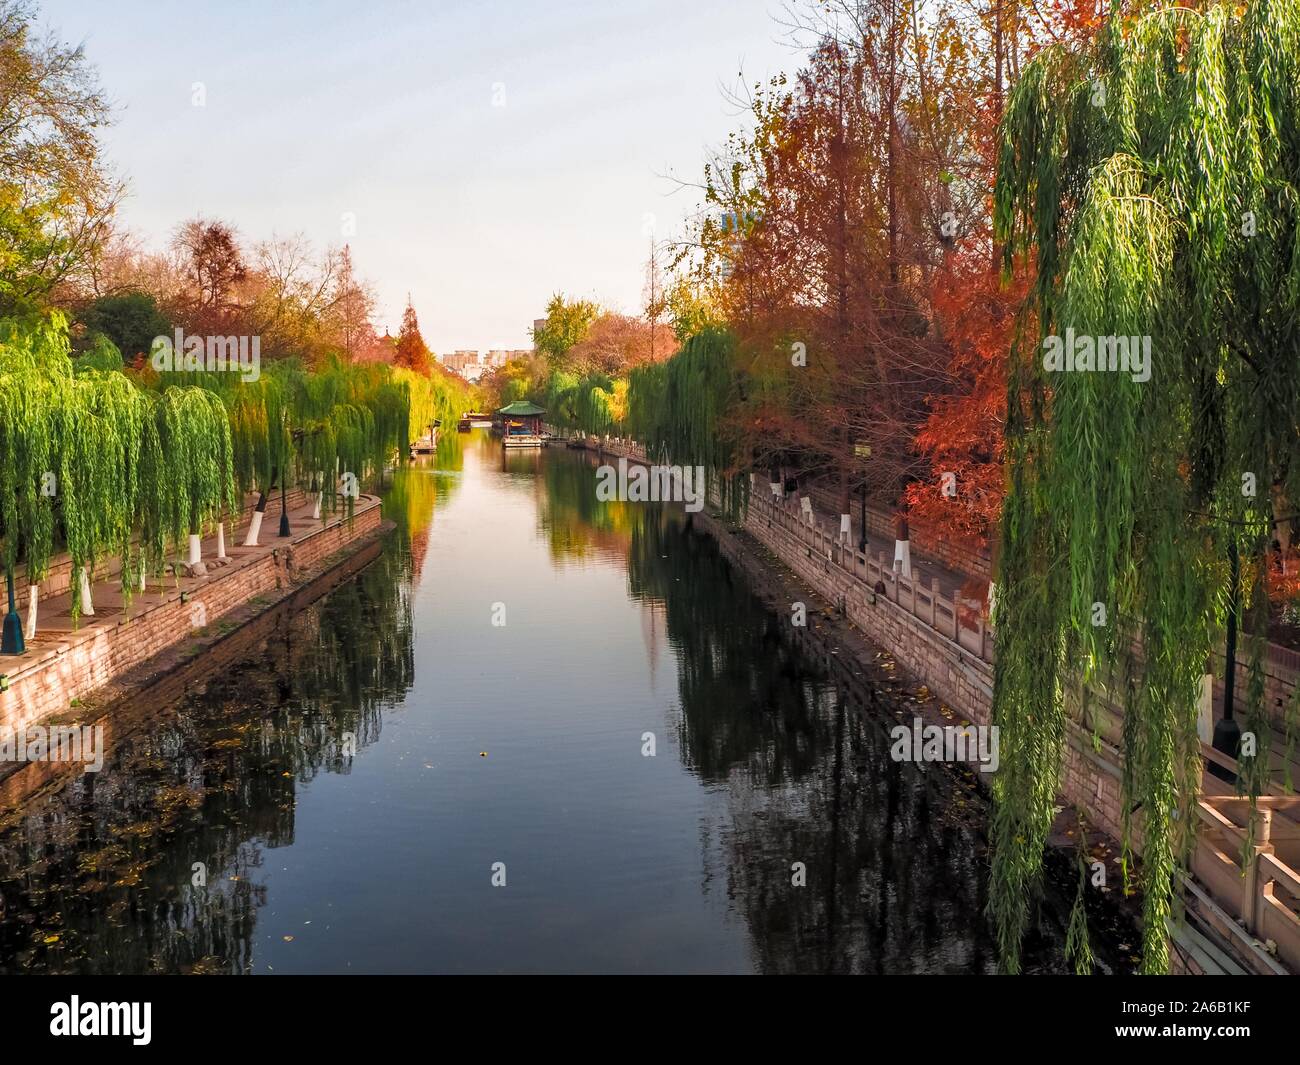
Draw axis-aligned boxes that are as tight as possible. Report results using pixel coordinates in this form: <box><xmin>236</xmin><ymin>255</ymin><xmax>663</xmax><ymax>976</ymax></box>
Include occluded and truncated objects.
<box><xmin>393</xmin><ymin>296</ymin><xmax>432</xmax><ymax>375</ymax></box>
<box><xmin>904</xmin><ymin>0</ymin><xmax>1110</xmax><ymax>551</ymax></box>
<box><xmin>696</xmin><ymin>33</ymin><xmax>946</xmax><ymax>517</ymax></box>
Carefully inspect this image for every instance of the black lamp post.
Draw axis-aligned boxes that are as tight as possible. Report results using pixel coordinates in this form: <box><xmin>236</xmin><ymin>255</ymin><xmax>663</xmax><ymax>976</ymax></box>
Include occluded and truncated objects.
<box><xmin>1210</xmin><ymin>538</ymin><xmax>1241</xmax><ymax>782</ymax></box>
<box><xmin>858</xmin><ymin>482</ymin><xmax>868</xmax><ymax>554</ymax></box>
<box><xmin>854</xmin><ymin>441</ymin><xmax>871</xmax><ymax>555</ymax></box>
<box><xmin>279</xmin><ymin>477</ymin><xmax>291</xmax><ymax>538</ymax></box>
<box><xmin>1</xmin><ymin>569</ymin><xmax>24</xmax><ymax>655</ymax></box>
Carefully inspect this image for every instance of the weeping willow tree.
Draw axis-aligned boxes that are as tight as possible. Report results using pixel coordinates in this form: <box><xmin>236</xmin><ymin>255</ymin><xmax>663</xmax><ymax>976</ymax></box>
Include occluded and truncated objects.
<box><xmin>991</xmin><ymin>0</ymin><xmax>1300</xmax><ymax>974</ymax></box>
<box><xmin>395</xmin><ymin>364</ymin><xmax>472</xmax><ymax>447</ymax></box>
<box><xmin>0</xmin><ymin>316</ymin><xmax>67</xmax><ymax>643</ymax></box>
<box><xmin>71</xmin><ymin>367</ymin><xmax>169</xmax><ymax>605</ymax></box>
<box><xmin>0</xmin><ymin>316</ymin><xmax>457</xmax><ymax>642</ymax></box>
<box><xmin>541</xmin><ymin>368</ymin><xmax>581</xmax><ymax>429</ymax></box>
<box><xmin>154</xmin><ymin>387</ymin><xmax>237</xmax><ymax>551</ymax></box>
<box><xmin>297</xmin><ymin>360</ymin><xmax>392</xmax><ymax>515</ymax></box>
<box><xmin>226</xmin><ymin>371</ymin><xmax>293</xmax><ymax>500</ymax></box>
<box><xmin>626</xmin><ymin>361</ymin><xmax>666</xmax><ymax>447</ymax></box>
<box><xmin>573</xmin><ymin>372</ymin><xmax>618</xmax><ymax>437</ymax></box>
<box><xmin>0</xmin><ymin>314</ymin><xmax>239</xmax><ymax>631</ymax></box>
<box><xmin>161</xmin><ymin>355</ymin><xmax>470</xmax><ymax>524</ymax></box>
<box><xmin>628</xmin><ymin>328</ymin><xmax>747</xmax><ymax>516</ymax></box>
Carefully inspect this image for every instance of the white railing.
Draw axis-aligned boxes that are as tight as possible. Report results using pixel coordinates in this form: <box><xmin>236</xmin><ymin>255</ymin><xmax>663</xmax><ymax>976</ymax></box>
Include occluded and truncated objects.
<box><xmin>743</xmin><ymin>488</ymin><xmax>993</xmax><ymax>662</ymax></box>
<box><xmin>563</xmin><ymin>430</ymin><xmax>993</xmax><ymax>663</ymax></box>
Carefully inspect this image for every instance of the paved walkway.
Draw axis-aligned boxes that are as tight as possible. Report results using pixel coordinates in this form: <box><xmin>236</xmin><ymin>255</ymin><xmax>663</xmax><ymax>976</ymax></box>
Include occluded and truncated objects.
<box><xmin>771</xmin><ymin>489</ymin><xmax>986</xmax><ymax>611</ymax></box>
<box><xmin>0</xmin><ymin>497</ymin><xmax>327</xmax><ymax>673</ymax></box>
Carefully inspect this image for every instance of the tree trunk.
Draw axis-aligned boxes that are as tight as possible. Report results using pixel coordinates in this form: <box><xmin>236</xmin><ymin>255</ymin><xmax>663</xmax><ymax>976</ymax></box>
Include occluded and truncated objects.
<box><xmin>244</xmin><ymin>468</ymin><xmax>275</xmax><ymax>547</ymax></box>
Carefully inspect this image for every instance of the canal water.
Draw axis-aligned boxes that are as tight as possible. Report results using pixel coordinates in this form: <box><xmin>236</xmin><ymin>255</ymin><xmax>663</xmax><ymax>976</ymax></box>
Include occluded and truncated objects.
<box><xmin>0</xmin><ymin>431</ymin><xmax>1072</xmax><ymax>973</ymax></box>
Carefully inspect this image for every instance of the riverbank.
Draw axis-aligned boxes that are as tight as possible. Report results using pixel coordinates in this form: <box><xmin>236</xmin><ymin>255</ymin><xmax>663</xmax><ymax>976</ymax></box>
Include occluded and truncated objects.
<box><xmin>683</xmin><ymin>502</ymin><xmax>1146</xmax><ymax>973</ymax></box>
<box><xmin>0</xmin><ymin>493</ymin><xmax>388</xmax><ymax>789</ymax></box>
<box><xmin>4</xmin><ymin>433</ymin><xmax>1044</xmax><ymax>974</ymax></box>
<box><xmin>565</xmin><ymin>432</ymin><xmax>1293</xmax><ymax>975</ymax></box>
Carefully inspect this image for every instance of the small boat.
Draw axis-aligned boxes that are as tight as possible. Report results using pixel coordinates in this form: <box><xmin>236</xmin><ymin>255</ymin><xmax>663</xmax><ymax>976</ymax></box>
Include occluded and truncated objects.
<box><xmin>501</xmin><ymin>420</ymin><xmax>545</xmax><ymax>448</ymax></box>
<box><xmin>495</xmin><ymin>401</ymin><xmax>547</xmax><ymax>448</ymax></box>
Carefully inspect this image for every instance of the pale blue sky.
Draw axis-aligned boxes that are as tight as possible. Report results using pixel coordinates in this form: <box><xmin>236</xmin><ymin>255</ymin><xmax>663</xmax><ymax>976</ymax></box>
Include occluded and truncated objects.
<box><xmin>45</xmin><ymin>0</ymin><xmax>804</xmax><ymax>351</ymax></box>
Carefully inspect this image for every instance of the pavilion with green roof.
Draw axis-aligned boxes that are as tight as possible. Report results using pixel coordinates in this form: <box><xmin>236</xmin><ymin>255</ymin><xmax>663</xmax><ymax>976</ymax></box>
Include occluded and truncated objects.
<box><xmin>496</xmin><ymin>400</ymin><xmax>546</xmax><ymax>441</ymax></box>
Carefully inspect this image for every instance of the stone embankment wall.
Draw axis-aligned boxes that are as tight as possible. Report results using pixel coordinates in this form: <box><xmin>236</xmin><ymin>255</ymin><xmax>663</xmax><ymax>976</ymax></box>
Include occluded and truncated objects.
<box><xmin>0</xmin><ymin>496</ymin><xmax>381</xmax><ymax>737</ymax></box>
<box><xmin>567</xmin><ymin>431</ymin><xmax>1298</xmax><ymax>974</ymax></box>
<box><xmin>7</xmin><ymin>488</ymin><xmax>309</xmax><ymax>605</ymax></box>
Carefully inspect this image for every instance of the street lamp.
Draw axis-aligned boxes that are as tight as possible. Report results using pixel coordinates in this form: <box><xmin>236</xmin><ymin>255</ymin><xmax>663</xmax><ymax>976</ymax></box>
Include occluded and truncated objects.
<box><xmin>1210</xmin><ymin>538</ymin><xmax>1242</xmax><ymax>782</ymax></box>
<box><xmin>854</xmin><ymin>442</ymin><xmax>871</xmax><ymax>554</ymax></box>
<box><xmin>1</xmin><ymin>570</ymin><xmax>24</xmax><ymax>655</ymax></box>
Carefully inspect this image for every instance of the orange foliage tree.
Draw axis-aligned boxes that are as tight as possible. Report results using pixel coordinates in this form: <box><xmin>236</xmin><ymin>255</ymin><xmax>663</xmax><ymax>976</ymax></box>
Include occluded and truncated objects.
<box><xmin>394</xmin><ymin>297</ymin><xmax>433</xmax><ymax>375</ymax></box>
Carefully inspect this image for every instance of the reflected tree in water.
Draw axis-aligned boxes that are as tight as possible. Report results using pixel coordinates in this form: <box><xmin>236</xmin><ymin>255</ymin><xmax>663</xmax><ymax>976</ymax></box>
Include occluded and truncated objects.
<box><xmin>0</xmin><ymin>533</ymin><xmax>415</xmax><ymax>973</ymax></box>
<box><xmin>625</xmin><ymin>507</ymin><xmax>1064</xmax><ymax>973</ymax></box>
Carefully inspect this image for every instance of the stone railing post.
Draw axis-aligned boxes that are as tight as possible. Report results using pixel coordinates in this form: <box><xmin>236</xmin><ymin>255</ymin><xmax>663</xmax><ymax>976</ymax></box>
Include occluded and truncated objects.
<box><xmin>1244</xmin><ymin>808</ymin><xmax>1274</xmax><ymax>931</ymax></box>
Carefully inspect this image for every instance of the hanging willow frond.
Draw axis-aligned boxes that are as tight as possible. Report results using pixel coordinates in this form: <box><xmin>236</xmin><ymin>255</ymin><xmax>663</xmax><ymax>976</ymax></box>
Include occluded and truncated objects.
<box><xmin>630</xmin><ymin>328</ymin><xmax>748</xmax><ymax>516</ymax></box>
<box><xmin>990</xmin><ymin>0</ymin><xmax>1300</xmax><ymax>975</ymax></box>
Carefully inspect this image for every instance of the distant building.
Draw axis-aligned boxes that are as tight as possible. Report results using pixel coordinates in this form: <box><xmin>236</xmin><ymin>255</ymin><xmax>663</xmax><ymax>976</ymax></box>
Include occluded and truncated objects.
<box><xmin>532</xmin><ymin>318</ymin><xmax>547</xmax><ymax>350</ymax></box>
<box><xmin>441</xmin><ymin>350</ymin><xmax>480</xmax><ymax>374</ymax></box>
<box><xmin>353</xmin><ymin>328</ymin><xmax>396</xmax><ymax>364</ymax></box>
<box><xmin>482</xmin><ymin>349</ymin><xmax>530</xmax><ymax>369</ymax></box>
<box><xmin>438</xmin><ymin>348</ymin><xmax>531</xmax><ymax>379</ymax></box>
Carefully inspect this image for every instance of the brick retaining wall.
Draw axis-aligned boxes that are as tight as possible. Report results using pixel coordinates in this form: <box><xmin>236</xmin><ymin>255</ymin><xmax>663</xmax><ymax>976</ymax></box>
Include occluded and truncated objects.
<box><xmin>7</xmin><ymin>487</ymin><xmax>310</xmax><ymax>606</ymax></box>
<box><xmin>0</xmin><ymin>496</ymin><xmax>380</xmax><ymax>737</ymax></box>
<box><xmin>739</xmin><ymin>490</ymin><xmax>1129</xmax><ymax>837</ymax></box>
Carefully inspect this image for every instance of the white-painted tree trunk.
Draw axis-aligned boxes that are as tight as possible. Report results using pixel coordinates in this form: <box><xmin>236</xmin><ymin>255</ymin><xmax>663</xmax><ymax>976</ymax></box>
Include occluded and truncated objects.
<box><xmin>24</xmin><ymin>584</ymin><xmax>37</xmax><ymax>640</ymax></box>
<box><xmin>987</xmin><ymin>580</ymin><xmax>997</xmax><ymax>617</ymax></box>
<box><xmin>187</xmin><ymin>534</ymin><xmax>202</xmax><ymax>566</ymax></box>
<box><xmin>893</xmin><ymin>538</ymin><xmax>912</xmax><ymax>580</ymax></box>
<box><xmin>1197</xmin><ymin>672</ymin><xmax>1215</xmax><ymax>746</ymax></box>
<box><xmin>244</xmin><ymin>510</ymin><xmax>264</xmax><ymax>547</ymax></box>
<box><xmin>79</xmin><ymin>565</ymin><xmax>95</xmax><ymax>616</ymax></box>
<box><xmin>216</xmin><ymin>522</ymin><xmax>228</xmax><ymax>559</ymax></box>
<box><xmin>139</xmin><ymin>557</ymin><xmax>147</xmax><ymax>592</ymax></box>
<box><xmin>312</xmin><ymin>472</ymin><xmax>323</xmax><ymax>520</ymax></box>
<box><xmin>839</xmin><ymin>513</ymin><xmax>851</xmax><ymax>542</ymax></box>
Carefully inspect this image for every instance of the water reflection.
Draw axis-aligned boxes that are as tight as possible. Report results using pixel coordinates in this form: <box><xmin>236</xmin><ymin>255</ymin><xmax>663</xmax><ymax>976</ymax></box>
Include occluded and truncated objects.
<box><xmin>0</xmin><ymin>511</ymin><xmax>419</xmax><ymax>973</ymax></box>
<box><xmin>625</xmin><ymin>505</ymin><xmax>1061</xmax><ymax>973</ymax></box>
<box><xmin>538</xmin><ymin>452</ymin><xmax>641</xmax><ymax>565</ymax></box>
<box><xmin>0</xmin><ymin>438</ymin><xmax>1069</xmax><ymax>973</ymax></box>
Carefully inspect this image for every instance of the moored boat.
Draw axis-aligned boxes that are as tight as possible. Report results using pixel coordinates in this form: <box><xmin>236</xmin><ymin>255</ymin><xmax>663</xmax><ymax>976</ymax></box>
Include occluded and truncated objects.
<box><xmin>495</xmin><ymin>401</ymin><xmax>547</xmax><ymax>448</ymax></box>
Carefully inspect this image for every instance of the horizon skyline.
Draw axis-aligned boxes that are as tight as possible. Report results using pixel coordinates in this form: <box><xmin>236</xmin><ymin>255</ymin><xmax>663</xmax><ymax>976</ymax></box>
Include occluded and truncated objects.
<box><xmin>46</xmin><ymin>0</ymin><xmax>806</xmax><ymax>354</ymax></box>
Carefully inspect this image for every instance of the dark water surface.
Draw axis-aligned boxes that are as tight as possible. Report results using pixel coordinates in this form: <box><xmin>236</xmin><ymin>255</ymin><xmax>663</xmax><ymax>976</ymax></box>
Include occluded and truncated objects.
<box><xmin>0</xmin><ymin>431</ymin><xmax>1068</xmax><ymax>973</ymax></box>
